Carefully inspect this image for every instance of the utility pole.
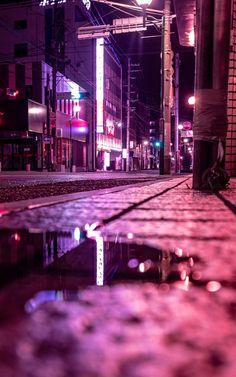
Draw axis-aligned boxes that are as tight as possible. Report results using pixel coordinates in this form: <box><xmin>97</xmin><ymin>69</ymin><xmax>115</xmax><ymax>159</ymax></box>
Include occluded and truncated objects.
<box><xmin>126</xmin><ymin>57</ymin><xmax>131</xmax><ymax>172</ymax></box>
<box><xmin>52</xmin><ymin>0</ymin><xmax>58</xmax><ymax>115</ymax></box>
<box><xmin>49</xmin><ymin>0</ymin><xmax>59</xmax><ymax>172</ymax></box>
<box><xmin>160</xmin><ymin>0</ymin><xmax>172</xmax><ymax>175</ymax></box>
<box><xmin>174</xmin><ymin>52</ymin><xmax>180</xmax><ymax>173</ymax></box>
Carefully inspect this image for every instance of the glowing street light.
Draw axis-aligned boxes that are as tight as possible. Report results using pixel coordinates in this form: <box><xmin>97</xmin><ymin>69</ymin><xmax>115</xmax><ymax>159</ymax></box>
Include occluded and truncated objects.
<box><xmin>188</xmin><ymin>96</ymin><xmax>195</xmax><ymax>106</ymax></box>
<box><xmin>136</xmin><ymin>0</ymin><xmax>152</xmax><ymax>26</ymax></box>
<box><xmin>136</xmin><ymin>0</ymin><xmax>152</xmax><ymax>6</ymax></box>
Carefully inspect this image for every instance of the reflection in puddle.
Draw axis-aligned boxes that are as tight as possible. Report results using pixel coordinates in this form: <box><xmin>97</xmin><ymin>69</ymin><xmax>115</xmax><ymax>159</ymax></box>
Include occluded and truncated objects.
<box><xmin>0</xmin><ymin>227</ymin><xmax>199</xmax><ymax>292</ymax></box>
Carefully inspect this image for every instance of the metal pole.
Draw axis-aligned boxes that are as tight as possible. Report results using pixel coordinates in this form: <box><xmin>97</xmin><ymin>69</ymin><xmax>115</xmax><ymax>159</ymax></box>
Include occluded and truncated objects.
<box><xmin>160</xmin><ymin>0</ymin><xmax>172</xmax><ymax>175</ymax></box>
<box><xmin>192</xmin><ymin>0</ymin><xmax>230</xmax><ymax>189</ymax></box>
<box><xmin>52</xmin><ymin>0</ymin><xmax>58</xmax><ymax>115</ymax></box>
<box><xmin>193</xmin><ymin>0</ymin><xmax>214</xmax><ymax>189</ymax></box>
<box><xmin>120</xmin><ymin>63</ymin><xmax>123</xmax><ymax>170</ymax></box>
<box><xmin>70</xmin><ymin>118</ymin><xmax>72</xmax><ymax>172</ymax></box>
<box><xmin>126</xmin><ymin>57</ymin><xmax>131</xmax><ymax>172</ymax></box>
<box><xmin>174</xmin><ymin>52</ymin><xmax>180</xmax><ymax>173</ymax></box>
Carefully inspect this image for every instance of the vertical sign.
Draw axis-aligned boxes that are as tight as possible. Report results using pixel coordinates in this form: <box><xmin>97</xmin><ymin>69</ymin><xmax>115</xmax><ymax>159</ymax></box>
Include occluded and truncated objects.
<box><xmin>96</xmin><ymin>38</ymin><xmax>104</xmax><ymax>133</ymax></box>
<box><xmin>96</xmin><ymin>235</ymin><xmax>104</xmax><ymax>286</ymax></box>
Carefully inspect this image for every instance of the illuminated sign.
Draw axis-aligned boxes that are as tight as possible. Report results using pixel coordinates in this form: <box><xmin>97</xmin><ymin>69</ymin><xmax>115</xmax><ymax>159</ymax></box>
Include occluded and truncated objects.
<box><xmin>97</xmin><ymin>134</ymin><xmax>122</xmax><ymax>152</ymax></box>
<box><xmin>39</xmin><ymin>0</ymin><xmax>90</xmax><ymax>10</ymax></box>
<box><xmin>82</xmin><ymin>0</ymin><xmax>91</xmax><ymax>10</ymax></box>
<box><xmin>96</xmin><ymin>38</ymin><xmax>104</xmax><ymax>133</ymax></box>
<box><xmin>96</xmin><ymin>235</ymin><xmax>104</xmax><ymax>286</ymax></box>
<box><xmin>106</xmin><ymin>120</ymin><xmax>115</xmax><ymax>136</ymax></box>
<box><xmin>39</xmin><ymin>0</ymin><xmax>66</xmax><ymax>5</ymax></box>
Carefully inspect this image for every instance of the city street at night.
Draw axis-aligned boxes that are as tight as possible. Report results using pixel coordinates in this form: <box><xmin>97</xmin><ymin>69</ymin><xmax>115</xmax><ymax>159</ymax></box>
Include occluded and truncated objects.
<box><xmin>0</xmin><ymin>0</ymin><xmax>236</xmax><ymax>375</ymax></box>
<box><xmin>0</xmin><ymin>172</ymin><xmax>235</xmax><ymax>376</ymax></box>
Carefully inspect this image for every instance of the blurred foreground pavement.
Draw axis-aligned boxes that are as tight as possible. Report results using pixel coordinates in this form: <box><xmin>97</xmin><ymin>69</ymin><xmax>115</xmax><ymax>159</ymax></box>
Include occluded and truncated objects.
<box><xmin>0</xmin><ymin>174</ymin><xmax>235</xmax><ymax>377</ymax></box>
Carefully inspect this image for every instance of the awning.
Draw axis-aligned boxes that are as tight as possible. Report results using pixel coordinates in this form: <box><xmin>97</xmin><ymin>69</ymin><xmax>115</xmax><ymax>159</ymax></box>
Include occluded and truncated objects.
<box><xmin>173</xmin><ymin>0</ymin><xmax>195</xmax><ymax>47</ymax></box>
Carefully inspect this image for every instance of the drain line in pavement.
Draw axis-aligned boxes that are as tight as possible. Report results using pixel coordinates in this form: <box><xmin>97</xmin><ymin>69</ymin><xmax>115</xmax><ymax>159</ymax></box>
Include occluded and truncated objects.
<box><xmin>100</xmin><ymin>177</ymin><xmax>190</xmax><ymax>227</ymax></box>
<box><xmin>215</xmin><ymin>191</ymin><xmax>236</xmax><ymax>215</ymax></box>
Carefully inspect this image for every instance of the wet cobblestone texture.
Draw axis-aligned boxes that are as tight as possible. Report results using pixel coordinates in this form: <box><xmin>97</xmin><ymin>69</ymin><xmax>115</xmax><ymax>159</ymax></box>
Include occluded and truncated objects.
<box><xmin>0</xmin><ymin>175</ymin><xmax>236</xmax><ymax>376</ymax></box>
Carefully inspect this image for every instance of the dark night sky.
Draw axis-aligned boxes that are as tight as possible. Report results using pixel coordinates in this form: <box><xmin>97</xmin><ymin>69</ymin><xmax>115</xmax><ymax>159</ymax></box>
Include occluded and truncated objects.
<box><xmin>93</xmin><ymin>0</ymin><xmax>195</xmax><ymax>121</ymax></box>
<box><xmin>1</xmin><ymin>0</ymin><xmax>195</xmax><ymax>122</ymax></box>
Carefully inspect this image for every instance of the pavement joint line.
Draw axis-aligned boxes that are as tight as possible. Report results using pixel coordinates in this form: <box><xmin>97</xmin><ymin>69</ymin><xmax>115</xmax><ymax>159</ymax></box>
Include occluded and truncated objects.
<box><xmin>99</xmin><ymin>177</ymin><xmax>191</xmax><ymax>228</ymax></box>
<box><xmin>215</xmin><ymin>191</ymin><xmax>236</xmax><ymax>215</ymax></box>
<box><xmin>0</xmin><ymin>180</ymin><xmax>160</xmax><ymax>218</ymax></box>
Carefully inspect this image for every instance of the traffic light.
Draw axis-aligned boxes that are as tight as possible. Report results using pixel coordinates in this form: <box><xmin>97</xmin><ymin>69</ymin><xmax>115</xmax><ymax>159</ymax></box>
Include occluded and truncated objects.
<box><xmin>79</xmin><ymin>91</ymin><xmax>89</xmax><ymax>100</ymax></box>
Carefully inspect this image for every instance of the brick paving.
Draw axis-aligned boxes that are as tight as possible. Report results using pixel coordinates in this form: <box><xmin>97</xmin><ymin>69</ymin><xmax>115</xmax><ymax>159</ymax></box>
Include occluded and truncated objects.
<box><xmin>0</xmin><ymin>175</ymin><xmax>235</xmax><ymax>376</ymax></box>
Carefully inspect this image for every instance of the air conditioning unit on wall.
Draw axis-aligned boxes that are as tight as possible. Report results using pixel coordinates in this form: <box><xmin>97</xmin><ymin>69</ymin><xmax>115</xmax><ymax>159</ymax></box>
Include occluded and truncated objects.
<box><xmin>56</xmin><ymin>128</ymin><xmax>63</xmax><ymax>137</ymax></box>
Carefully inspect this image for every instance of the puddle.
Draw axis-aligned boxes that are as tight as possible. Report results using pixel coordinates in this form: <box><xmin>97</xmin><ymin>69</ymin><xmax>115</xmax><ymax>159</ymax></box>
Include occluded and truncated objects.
<box><xmin>0</xmin><ymin>227</ymin><xmax>200</xmax><ymax>319</ymax></box>
<box><xmin>0</xmin><ymin>227</ymin><xmax>198</xmax><ymax>285</ymax></box>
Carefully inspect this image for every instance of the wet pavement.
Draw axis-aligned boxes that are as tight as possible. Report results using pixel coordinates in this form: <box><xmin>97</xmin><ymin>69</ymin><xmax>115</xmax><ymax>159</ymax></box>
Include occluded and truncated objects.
<box><xmin>0</xmin><ymin>174</ymin><xmax>235</xmax><ymax>376</ymax></box>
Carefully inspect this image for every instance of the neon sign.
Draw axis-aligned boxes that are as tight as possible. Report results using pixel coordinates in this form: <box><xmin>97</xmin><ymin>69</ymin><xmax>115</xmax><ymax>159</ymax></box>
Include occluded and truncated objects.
<box><xmin>96</xmin><ymin>38</ymin><xmax>104</xmax><ymax>133</ymax></box>
<box><xmin>39</xmin><ymin>0</ymin><xmax>66</xmax><ymax>5</ymax></box>
<box><xmin>39</xmin><ymin>0</ymin><xmax>90</xmax><ymax>9</ymax></box>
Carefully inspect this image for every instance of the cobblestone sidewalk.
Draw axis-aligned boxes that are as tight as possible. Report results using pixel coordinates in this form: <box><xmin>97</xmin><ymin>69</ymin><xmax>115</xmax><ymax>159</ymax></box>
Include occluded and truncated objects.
<box><xmin>0</xmin><ymin>176</ymin><xmax>235</xmax><ymax>377</ymax></box>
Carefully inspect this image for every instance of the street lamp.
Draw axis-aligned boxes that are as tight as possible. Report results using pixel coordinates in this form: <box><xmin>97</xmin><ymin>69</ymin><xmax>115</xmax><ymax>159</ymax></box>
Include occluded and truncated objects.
<box><xmin>136</xmin><ymin>0</ymin><xmax>152</xmax><ymax>6</ymax></box>
<box><xmin>136</xmin><ymin>0</ymin><xmax>152</xmax><ymax>27</ymax></box>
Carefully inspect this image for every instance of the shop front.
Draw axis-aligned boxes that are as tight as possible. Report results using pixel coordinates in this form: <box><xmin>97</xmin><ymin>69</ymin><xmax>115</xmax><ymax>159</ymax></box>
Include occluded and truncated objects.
<box><xmin>96</xmin><ymin>134</ymin><xmax>122</xmax><ymax>171</ymax></box>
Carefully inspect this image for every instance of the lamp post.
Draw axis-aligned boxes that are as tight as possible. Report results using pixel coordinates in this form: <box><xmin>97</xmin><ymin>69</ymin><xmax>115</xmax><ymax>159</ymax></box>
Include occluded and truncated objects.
<box><xmin>136</xmin><ymin>0</ymin><xmax>172</xmax><ymax>175</ymax></box>
<box><xmin>160</xmin><ymin>0</ymin><xmax>172</xmax><ymax>175</ymax></box>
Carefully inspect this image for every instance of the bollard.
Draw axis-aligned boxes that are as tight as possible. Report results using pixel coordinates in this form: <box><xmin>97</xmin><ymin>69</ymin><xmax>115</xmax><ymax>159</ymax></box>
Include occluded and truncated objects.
<box><xmin>26</xmin><ymin>163</ymin><xmax>30</xmax><ymax>172</ymax></box>
<box><xmin>72</xmin><ymin>165</ymin><xmax>76</xmax><ymax>173</ymax></box>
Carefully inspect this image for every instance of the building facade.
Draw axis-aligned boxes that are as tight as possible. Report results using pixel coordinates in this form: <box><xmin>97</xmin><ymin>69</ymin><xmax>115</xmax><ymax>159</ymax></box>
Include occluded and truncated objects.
<box><xmin>0</xmin><ymin>0</ymin><xmax>123</xmax><ymax>171</ymax></box>
<box><xmin>225</xmin><ymin>0</ymin><xmax>236</xmax><ymax>176</ymax></box>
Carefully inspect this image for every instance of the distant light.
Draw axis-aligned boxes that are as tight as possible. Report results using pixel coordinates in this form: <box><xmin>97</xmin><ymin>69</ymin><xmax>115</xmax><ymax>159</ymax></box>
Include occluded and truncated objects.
<box><xmin>73</xmin><ymin>227</ymin><xmax>81</xmax><ymax>241</ymax></box>
<box><xmin>77</xmin><ymin>127</ymin><xmax>88</xmax><ymax>134</ymax></box>
<box><xmin>29</xmin><ymin>107</ymin><xmax>42</xmax><ymax>114</ymax></box>
<box><xmin>183</xmin><ymin>138</ymin><xmax>189</xmax><ymax>143</ymax></box>
<box><xmin>139</xmin><ymin>263</ymin><xmax>145</xmax><ymax>273</ymax></box>
<box><xmin>74</xmin><ymin>104</ymin><xmax>81</xmax><ymax>112</ymax></box>
<box><xmin>14</xmin><ymin>232</ymin><xmax>21</xmax><ymax>242</ymax></box>
<box><xmin>178</xmin><ymin>124</ymin><xmax>183</xmax><ymax>130</ymax></box>
<box><xmin>175</xmin><ymin>248</ymin><xmax>183</xmax><ymax>257</ymax></box>
<box><xmin>188</xmin><ymin>96</ymin><xmax>195</xmax><ymax>106</ymax></box>
<box><xmin>188</xmin><ymin>30</ymin><xmax>195</xmax><ymax>46</ymax></box>
<box><xmin>122</xmin><ymin>149</ymin><xmax>127</xmax><ymax>158</ymax></box>
<box><xmin>128</xmin><ymin>258</ymin><xmax>139</xmax><ymax>268</ymax></box>
<box><xmin>143</xmin><ymin>140</ymin><xmax>148</xmax><ymax>145</ymax></box>
<box><xmin>127</xmin><ymin>232</ymin><xmax>134</xmax><ymax>239</ymax></box>
<box><xmin>206</xmin><ymin>281</ymin><xmax>221</xmax><ymax>293</ymax></box>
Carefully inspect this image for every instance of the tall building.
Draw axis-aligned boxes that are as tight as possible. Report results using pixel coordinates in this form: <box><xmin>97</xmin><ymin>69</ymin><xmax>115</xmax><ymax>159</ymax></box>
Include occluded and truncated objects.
<box><xmin>0</xmin><ymin>0</ymin><xmax>122</xmax><ymax>171</ymax></box>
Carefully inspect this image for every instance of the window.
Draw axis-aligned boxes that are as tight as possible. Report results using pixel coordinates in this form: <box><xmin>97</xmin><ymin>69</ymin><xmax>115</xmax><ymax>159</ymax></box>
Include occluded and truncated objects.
<box><xmin>14</xmin><ymin>43</ymin><xmax>28</xmax><ymax>58</ymax></box>
<box><xmin>14</xmin><ymin>20</ymin><xmax>27</xmax><ymax>30</ymax></box>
